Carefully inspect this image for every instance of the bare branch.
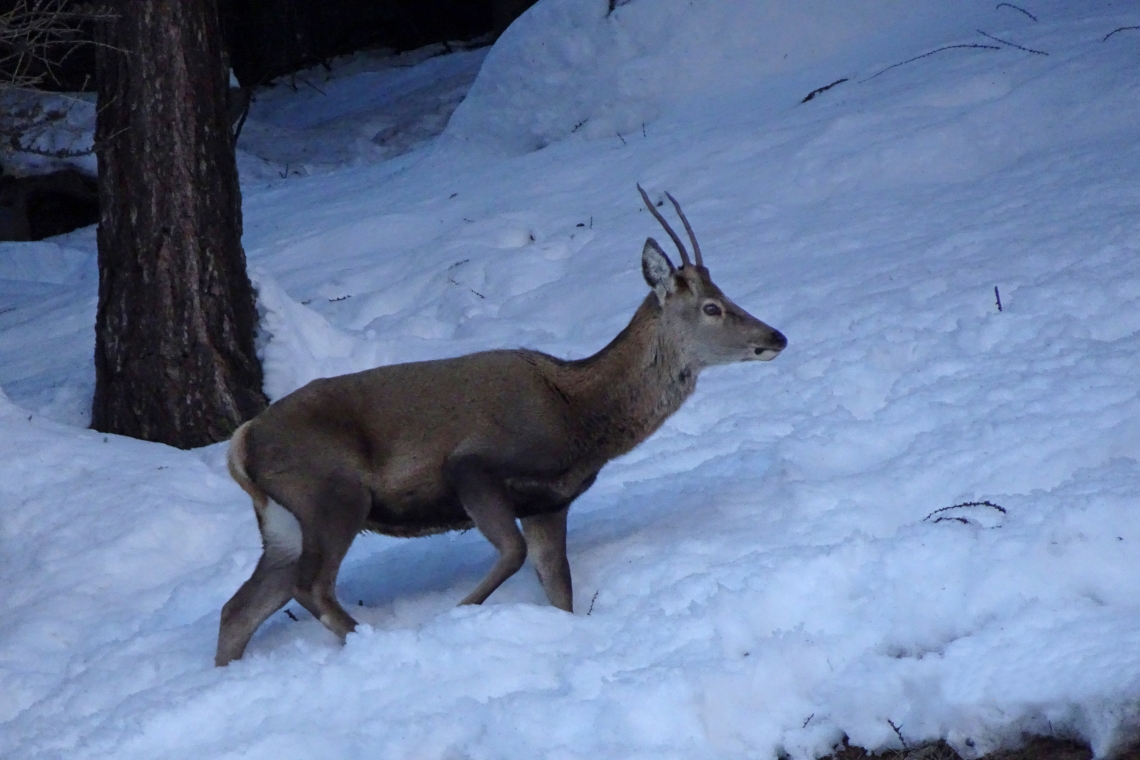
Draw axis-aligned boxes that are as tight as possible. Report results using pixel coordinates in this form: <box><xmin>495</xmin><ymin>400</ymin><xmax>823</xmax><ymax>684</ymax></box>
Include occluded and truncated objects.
<box><xmin>888</xmin><ymin>719</ymin><xmax>909</xmax><ymax>750</ymax></box>
<box><xmin>1104</xmin><ymin>26</ymin><xmax>1140</xmax><ymax>42</ymax></box>
<box><xmin>976</xmin><ymin>29</ymin><xmax>1048</xmax><ymax>55</ymax></box>
<box><xmin>996</xmin><ymin>3</ymin><xmax>1039</xmax><ymax>22</ymax></box>
<box><xmin>801</xmin><ymin>77</ymin><xmax>848</xmax><ymax>103</ymax></box>
<box><xmin>0</xmin><ymin>0</ymin><xmax>117</xmax><ymax>91</ymax></box>
<box><xmin>924</xmin><ymin>500</ymin><xmax>1007</xmax><ymax>524</ymax></box>
<box><xmin>861</xmin><ymin>44</ymin><xmax>1001</xmax><ymax>83</ymax></box>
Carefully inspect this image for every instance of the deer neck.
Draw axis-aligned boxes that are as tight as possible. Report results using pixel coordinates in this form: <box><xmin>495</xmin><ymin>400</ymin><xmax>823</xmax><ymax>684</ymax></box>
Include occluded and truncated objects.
<box><xmin>559</xmin><ymin>295</ymin><xmax>698</xmax><ymax>458</ymax></box>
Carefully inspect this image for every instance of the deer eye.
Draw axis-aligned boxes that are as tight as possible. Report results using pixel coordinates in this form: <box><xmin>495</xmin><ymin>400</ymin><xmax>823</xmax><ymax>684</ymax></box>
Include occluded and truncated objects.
<box><xmin>702</xmin><ymin>302</ymin><xmax>723</xmax><ymax>317</ymax></box>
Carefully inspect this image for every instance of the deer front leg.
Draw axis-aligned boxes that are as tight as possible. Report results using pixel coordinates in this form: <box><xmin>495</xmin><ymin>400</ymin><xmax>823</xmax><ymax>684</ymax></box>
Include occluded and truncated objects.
<box><xmin>446</xmin><ymin>456</ymin><xmax>527</xmax><ymax>606</ymax></box>
<box><xmin>521</xmin><ymin>507</ymin><xmax>572</xmax><ymax>612</ymax></box>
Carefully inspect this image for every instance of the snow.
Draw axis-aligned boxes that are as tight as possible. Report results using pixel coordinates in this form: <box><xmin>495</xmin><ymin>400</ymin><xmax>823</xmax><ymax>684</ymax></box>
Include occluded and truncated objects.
<box><xmin>0</xmin><ymin>90</ymin><xmax>96</xmax><ymax>177</ymax></box>
<box><xmin>235</xmin><ymin>42</ymin><xmax>489</xmax><ymax>179</ymax></box>
<box><xmin>3</xmin><ymin>1</ymin><xmax>1140</xmax><ymax>758</ymax></box>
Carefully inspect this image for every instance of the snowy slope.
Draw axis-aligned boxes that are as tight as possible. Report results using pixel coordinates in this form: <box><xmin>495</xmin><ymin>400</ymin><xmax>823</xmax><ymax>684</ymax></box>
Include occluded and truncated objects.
<box><xmin>236</xmin><ymin>42</ymin><xmax>489</xmax><ymax>179</ymax></box>
<box><xmin>3</xmin><ymin>1</ymin><xmax>1140</xmax><ymax>759</ymax></box>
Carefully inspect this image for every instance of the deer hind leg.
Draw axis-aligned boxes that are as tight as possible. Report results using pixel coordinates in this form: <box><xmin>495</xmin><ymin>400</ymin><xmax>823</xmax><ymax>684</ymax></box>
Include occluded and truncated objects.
<box><xmin>291</xmin><ymin>473</ymin><xmax>371</xmax><ymax>641</ymax></box>
<box><xmin>216</xmin><ymin>500</ymin><xmax>301</xmax><ymax>666</ymax></box>
<box><xmin>521</xmin><ymin>506</ymin><xmax>572</xmax><ymax>612</ymax></box>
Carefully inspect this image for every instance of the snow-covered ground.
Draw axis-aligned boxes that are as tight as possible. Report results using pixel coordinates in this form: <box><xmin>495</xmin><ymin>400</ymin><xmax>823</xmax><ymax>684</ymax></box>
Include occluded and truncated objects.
<box><xmin>3</xmin><ymin>1</ymin><xmax>1140</xmax><ymax>758</ymax></box>
<box><xmin>235</xmin><ymin>41</ymin><xmax>490</xmax><ymax>179</ymax></box>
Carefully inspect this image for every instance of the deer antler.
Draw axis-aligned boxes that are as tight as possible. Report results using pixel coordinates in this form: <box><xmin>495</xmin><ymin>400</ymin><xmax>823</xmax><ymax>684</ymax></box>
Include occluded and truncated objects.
<box><xmin>664</xmin><ymin>192</ymin><xmax>703</xmax><ymax>268</ymax></box>
<box><xmin>637</xmin><ymin>183</ymin><xmax>692</xmax><ymax>268</ymax></box>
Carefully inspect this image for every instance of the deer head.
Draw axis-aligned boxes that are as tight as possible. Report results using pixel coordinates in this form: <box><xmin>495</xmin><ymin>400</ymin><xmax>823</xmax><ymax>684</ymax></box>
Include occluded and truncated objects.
<box><xmin>637</xmin><ymin>184</ymin><xmax>787</xmax><ymax>369</ymax></box>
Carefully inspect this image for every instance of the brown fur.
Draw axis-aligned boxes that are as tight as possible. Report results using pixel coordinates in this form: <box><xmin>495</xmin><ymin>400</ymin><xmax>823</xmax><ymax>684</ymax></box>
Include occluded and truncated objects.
<box><xmin>215</xmin><ymin>191</ymin><xmax>787</xmax><ymax>666</ymax></box>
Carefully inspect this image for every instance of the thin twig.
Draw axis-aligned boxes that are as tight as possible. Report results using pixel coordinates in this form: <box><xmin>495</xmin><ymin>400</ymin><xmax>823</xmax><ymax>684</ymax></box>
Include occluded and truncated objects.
<box><xmin>446</xmin><ymin>259</ymin><xmax>469</xmax><ymax>285</ymax></box>
<box><xmin>446</xmin><ymin>259</ymin><xmax>485</xmax><ymax>299</ymax></box>
<box><xmin>977</xmin><ymin>29</ymin><xmax>1048</xmax><ymax>55</ymax></box>
<box><xmin>888</xmin><ymin>719</ymin><xmax>909</xmax><ymax>749</ymax></box>
<box><xmin>616</xmin><ymin>131</ymin><xmax>627</xmax><ymax>145</ymax></box>
<box><xmin>1103</xmin><ymin>26</ymin><xmax>1140</xmax><ymax>42</ymax></box>
<box><xmin>89</xmin><ymin>124</ymin><xmax>129</xmax><ymax>152</ymax></box>
<box><xmin>994</xmin><ymin>286</ymin><xmax>1003</xmax><ymax>312</ymax></box>
<box><xmin>996</xmin><ymin>3</ymin><xmax>1038</xmax><ymax>22</ymax></box>
<box><xmin>924</xmin><ymin>500</ymin><xmax>1007</xmax><ymax>523</ymax></box>
<box><xmin>0</xmin><ymin>1</ymin><xmax>119</xmax><ymax>91</ymax></box>
<box><xmin>606</xmin><ymin>0</ymin><xmax>628</xmax><ymax>17</ymax></box>
<box><xmin>232</xmin><ymin>95</ymin><xmax>251</xmax><ymax>145</ymax></box>
<box><xmin>587</xmin><ymin>590</ymin><xmax>599</xmax><ymax>615</ymax></box>
<box><xmin>861</xmin><ymin>44</ymin><xmax>1001</xmax><ymax>82</ymax></box>
<box><xmin>801</xmin><ymin>77</ymin><xmax>848</xmax><ymax>103</ymax></box>
<box><xmin>6</xmin><ymin>137</ymin><xmax>93</xmax><ymax>157</ymax></box>
<box><xmin>297</xmin><ymin>76</ymin><xmax>326</xmax><ymax>96</ymax></box>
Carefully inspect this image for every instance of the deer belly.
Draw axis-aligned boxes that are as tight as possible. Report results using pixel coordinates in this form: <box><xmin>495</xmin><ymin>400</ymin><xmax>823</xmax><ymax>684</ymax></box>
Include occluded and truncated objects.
<box><xmin>506</xmin><ymin>469</ymin><xmax>599</xmax><ymax>517</ymax></box>
<box><xmin>363</xmin><ymin>489</ymin><xmax>471</xmax><ymax>538</ymax></box>
<box><xmin>362</xmin><ymin>452</ymin><xmax>470</xmax><ymax>537</ymax></box>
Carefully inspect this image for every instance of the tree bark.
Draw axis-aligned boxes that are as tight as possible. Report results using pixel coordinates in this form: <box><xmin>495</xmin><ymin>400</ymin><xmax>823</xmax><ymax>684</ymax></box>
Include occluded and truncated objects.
<box><xmin>92</xmin><ymin>0</ymin><xmax>266</xmax><ymax>448</ymax></box>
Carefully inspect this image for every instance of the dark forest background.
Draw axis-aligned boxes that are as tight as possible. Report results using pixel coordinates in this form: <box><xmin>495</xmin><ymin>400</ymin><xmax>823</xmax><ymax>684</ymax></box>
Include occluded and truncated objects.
<box><xmin>0</xmin><ymin>0</ymin><xmax>536</xmax><ymax>91</ymax></box>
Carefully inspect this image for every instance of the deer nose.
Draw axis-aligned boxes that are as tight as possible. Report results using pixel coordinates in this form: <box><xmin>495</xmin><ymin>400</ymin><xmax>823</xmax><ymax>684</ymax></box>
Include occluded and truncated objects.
<box><xmin>753</xmin><ymin>329</ymin><xmax>787</xmax><ymax>359</ymax></box>
<box><xmin>766</xmin><ymin>330</ymin><xmax>787</xmax><ymax>351</ymax></box>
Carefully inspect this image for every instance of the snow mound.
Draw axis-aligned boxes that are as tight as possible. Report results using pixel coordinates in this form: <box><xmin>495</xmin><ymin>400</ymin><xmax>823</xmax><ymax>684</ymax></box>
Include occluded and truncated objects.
<box><xmin>444</xmin><ymin>0</ymin><xmax>981</xmax><ymax>154</ymax></box>
<box><xmin>251</xmin><ymin>270</ymin><xmax>360</xmax><ymax>400</ymax></box>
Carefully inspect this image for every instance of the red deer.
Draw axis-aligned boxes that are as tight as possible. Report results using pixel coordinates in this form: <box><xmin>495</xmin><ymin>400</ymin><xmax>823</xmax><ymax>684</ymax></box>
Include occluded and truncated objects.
<box><xmin>216</xmin><ymin>186</ymin><xmax>786</xmax><ymax>665</ymax></box>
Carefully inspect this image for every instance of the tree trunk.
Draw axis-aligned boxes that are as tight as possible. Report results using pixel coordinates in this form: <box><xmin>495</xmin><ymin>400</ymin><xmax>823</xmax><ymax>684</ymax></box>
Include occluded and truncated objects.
<box><xmin>92</xmin><ymin>0</ymin><xmax>267</xmax><ymax>449</ymax></box>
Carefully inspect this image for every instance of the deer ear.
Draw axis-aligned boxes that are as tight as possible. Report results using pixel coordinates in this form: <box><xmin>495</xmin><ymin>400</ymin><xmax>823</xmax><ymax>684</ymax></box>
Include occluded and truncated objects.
<box><xmin>642</xmin><ymin>238</ymin><xmax>677</xmax><ymax>303</ymax></box>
